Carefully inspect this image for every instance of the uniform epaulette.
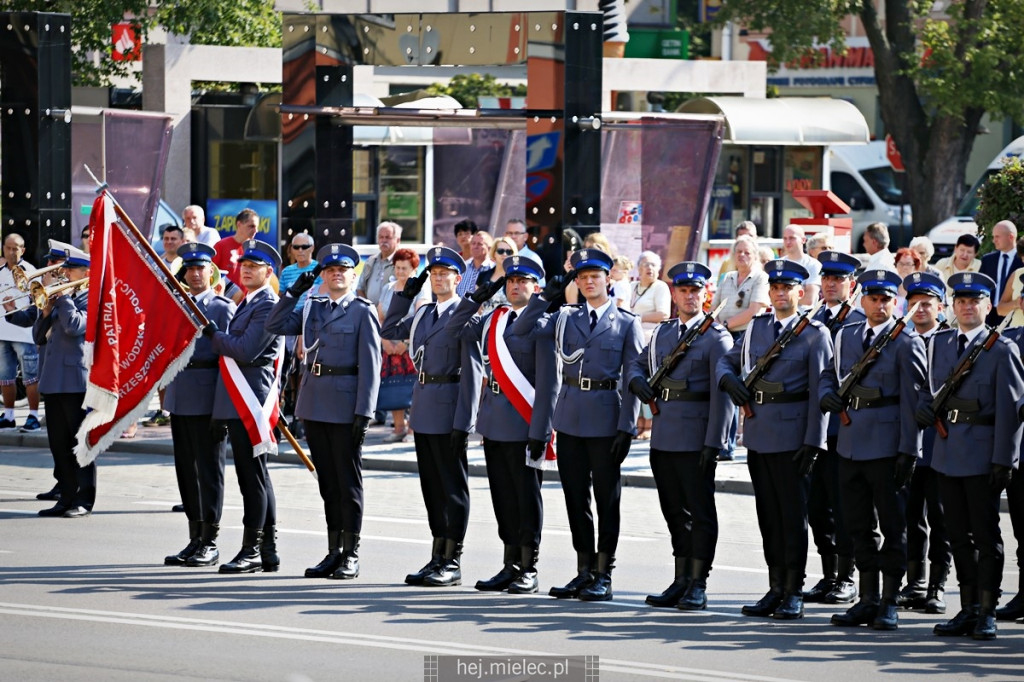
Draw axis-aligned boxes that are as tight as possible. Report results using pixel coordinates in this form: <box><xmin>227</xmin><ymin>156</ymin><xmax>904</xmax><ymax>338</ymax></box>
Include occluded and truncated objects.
<box><xmin>213</xmin><ymin>294</ymin><xmax>233</xmax><ymax>305</ymax></box>
<box><xmin>933</xmin><ymin>327</ymin><xmax>957</xmax><ymax>339</ymax></box>
<box><xmin>352</xmin><ymin>296</ymin><xmax>373</xmax><ymax>306</ymax></box>
<box><xmin>308</xmin><ymin>294</ymin><xmax>329</xmax><ymax>302</ymax></box>
<box><xmin>559</xmin><ymin>303</ymin><xmax>583</xmax><ymax>311</ymax></box>
<box><xmin>617</xmin><ymin>307</ymin><xmax>638</xmax><ymax>318</ymax></box>
<box><xmin>753</xmin><ymin>310</ymin><xmax>774</xmax><ymax>319</ymax></box>
<box><xmin>710</xmin><ymin>321</ymin><xmax>728</xmax><ymax>333</ymax></box>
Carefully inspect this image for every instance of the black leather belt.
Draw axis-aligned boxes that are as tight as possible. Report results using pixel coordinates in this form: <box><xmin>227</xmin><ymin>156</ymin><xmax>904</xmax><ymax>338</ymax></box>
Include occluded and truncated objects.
<box><xmin>418</xmin><ymin>371</ymin><xmax>460</xmax><ymax>385</ymax></box>
<box><xmin>185</xmin><ymin>360</ymin><xmax>218</xmax><ymax>370</ymax></box>
<box><xmin>237</xmin><ymin>357</ymin><xmax>272</xmax><ymax>368</ymax></box>
<box><xmin>945</xmin><ymin>410</ymin><xmax>995</xmax><ymax>426</ymax></box>
<box><xmin>563</xmin><ymin>374</ymin><xmax>617</xmax><ymax>391</ymax></box>
<box><xmin>658</xmin><ymin>388</ymin><xmax>710</xmax><ymax>402</ymax></box>
<box><xmin>848</xmin><ymin>395</ymin><xmax>900</xmax><ymax>410</ymax></box>
<box><xmin>309</xmin><ymin>363</ymin><xmax>357</xmax><ymax>377</ymax></box>
<box><xmin>752</xmin><ymin>390</ymin><xmax>809</xmax><ymax>405</ymax></box>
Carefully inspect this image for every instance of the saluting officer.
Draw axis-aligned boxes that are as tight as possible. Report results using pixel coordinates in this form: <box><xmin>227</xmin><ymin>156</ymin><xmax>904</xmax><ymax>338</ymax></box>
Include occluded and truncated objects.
<box><xmin>916</xmin><ymin>271</ymin><xmax>1023</xmax><ymax>640</ymax></box>
<box><xmin>511</xmin><ymin>247</ymin><xmax>643</xmax><ymax>602</ymax></box>
<box><xmin>381</xmin><ymin>246</ymin><xmax>483</xmax><ymax>587</ymax></box>
<box><xmin>446</xmin><ymin>254</ymin><xmax>558</xmax><ymax>594</ymax></box>
<box><xmin>626</xmin><ymin>262</ymin><xmax>732</xmax><ymax>611</ymax></box>
<box><xmin>33</xmin><ymin>246</ymin><xmax>94</xmax><ymax>518</ymax></box>
<box><xmin>804</xmin><ymin>251</ymin><xmax>864</xmax><ymax>605</ymax></box>
<box><xmin>716</xmin><ymin>259</ymin><xmax>831</xmax><ymax>620</ymax></box>
<box><xmin>898</xmin><ymin>272</ymin><xmax>952</xmax><ymax>614</ymax></box>
<box><xmin>203</xmin><ymin>240</ymin><xmax>285</xmax><ymax>574</ymax></box>
<box><xmin>820</xmin><ymin>269</ymin><xmax>926</xmax><ymax>631</ymax></box>
<box><xmin>164</xmin><ymin>243</ymin><xmax>235</xmax><ymax>567</ymax></box>
<box><xmin>266</xmin><ymin>243</ymin><xmax>381</xmax><ymax>580</ymax></box>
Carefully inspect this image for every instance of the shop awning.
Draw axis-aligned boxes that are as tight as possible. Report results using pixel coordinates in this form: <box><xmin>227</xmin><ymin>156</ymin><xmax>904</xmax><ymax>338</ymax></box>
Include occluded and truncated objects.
<box><xmin>353</xmin><ymin>94</ymin><xmax>471</xmax><ymax>146</ymax></box>
<box><xmin>676</xmin><ymin>96</ymin><xmax>869</xmax><ymax>146</ymax></box>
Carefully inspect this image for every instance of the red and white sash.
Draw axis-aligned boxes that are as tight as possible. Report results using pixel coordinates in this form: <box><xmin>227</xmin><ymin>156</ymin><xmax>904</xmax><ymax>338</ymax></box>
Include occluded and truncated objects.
<box><xmin>487</xmin><ymin>306</ymin><xmax>556</xmax><ymax>468</ymax></box>
<box><xmin>219</xmin><ymin>347</ymin><xmax>283</xmax><ymax>457</ymax></box>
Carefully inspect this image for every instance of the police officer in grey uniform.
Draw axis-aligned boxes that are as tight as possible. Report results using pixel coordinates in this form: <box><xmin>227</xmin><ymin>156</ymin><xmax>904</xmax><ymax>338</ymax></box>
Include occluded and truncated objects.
<box><xmin>916</xmin><ymin>271</ymin><xmax>1023</xmax><ymax>640</ymax></box>
<box><xmin>898</xmin><ymin>272</ymin><xmax>952</xmax><ymax>614</ymax></box>
<box><xmin>266</xmin><ymin>243</ymin><xmax>381</xmax><ymax>580</ymax></box>
<box><xmin>446</xmin><ymin>254</ymin><xmax>558</xmax><ymax>594</ymax></box>
<box><xmin>203</xmin><ymin>240</ymin><xmax>284</xmax><ymax>574</ymax></box>
<box><xmin>805</xmin><ymin>251</ymin><xmax>865</xmax><ymax>604</ymax></box>
<box><xmin>381</xmin><ymin>246</ymin><xmax>483</xmax><ymax>587</ymax></box>
<box><xmin>627</xmin><ymin>262</ymin><xmax>732</xmax><ymax>611</ymax></box>
<box><xmin>511</xmin><ymin>247</ymin><xmax>643</xmax><ymax>602</ymax></box>
<box><xmin>717</xmin><ymin>259</ymin><xmax>831</xmax><ymax>620</ymax></box>
<box><xmin>164</xmin><ymin>243</ymin><xmax>235</xmax><ymax>567</ymax></box>
<box><xmin>33</xmin><ymin>246</ymin><xmax>94</xmax><ymax>518</ymax></box>
<box><xmin>820</xmin><ymin>269</ymin><xmax>926</xmax><ymax>631</ymax></box>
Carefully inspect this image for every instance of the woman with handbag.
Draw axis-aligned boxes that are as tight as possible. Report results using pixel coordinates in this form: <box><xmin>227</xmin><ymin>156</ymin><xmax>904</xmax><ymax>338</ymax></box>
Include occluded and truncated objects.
<box><xmin>377</xmin><ymin>248</ymin><xmax>429</xmax><ymax>442</ymax></box>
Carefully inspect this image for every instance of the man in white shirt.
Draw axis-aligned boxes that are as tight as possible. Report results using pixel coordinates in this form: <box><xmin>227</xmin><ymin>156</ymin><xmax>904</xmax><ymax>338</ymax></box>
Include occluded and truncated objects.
<box><xmin>183</xmin><ymin>205</ymin><xmax>222</xmax><ymax>248</ymax></box>
<box><xmin>782</xmin><ymin>225</ymin><xmax>822</xmax><ymax>305</ymax></box>
<box><xmin>0</xmin><ymin>233</ymin><xmax>40</xmax><ymax>431</ymax></box>
<box><xmin>863</xmin><ymin>222</ymin><xmax>896</xmax><ymax>271</ymax></box>
<box><xmin>356</xmin><ymin>221</ymin><xmax>400</xmax><ymax>306</ymax></box>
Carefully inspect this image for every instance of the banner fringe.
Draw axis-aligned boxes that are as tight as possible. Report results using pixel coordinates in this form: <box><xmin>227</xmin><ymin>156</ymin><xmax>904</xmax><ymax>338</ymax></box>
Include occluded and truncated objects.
<box><xmin>75</xmin><ymin>336</ymin><xmax>198</xmax><ymax>466</ymax></box>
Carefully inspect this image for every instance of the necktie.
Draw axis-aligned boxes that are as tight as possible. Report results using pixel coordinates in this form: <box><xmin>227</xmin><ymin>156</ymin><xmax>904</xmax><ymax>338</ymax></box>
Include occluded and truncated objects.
<box><xmin>773</xmin><ymin>320</ymin><xmax>782</xmax><ymax>340</ymax></box>
<box><xmin>431</xmin><ymin>306</ymin><xmax>439</xmax><ymax>323</ymax></box>
<box><xmin>589</xmin><ymin>310</ymin><xmax>598</xmax><ymax>332</ymax></box>
<box><xmin>507</xmin><ymin>311</ymin><xmax>517</xmax><ymax>324</ymax></box>
<box><xmin>190</xmin><ymin>295</ymin><xmax>198</xmax><ymax>304</ymax></box>
<box><xmin>958</xmin><ymin>333</ymin><xmax>968</xmax><ymax>356</ymax></box>
<box><xmin>1001</xmin><ymin>253</ymin><xmax>1010</xmax><ymax>295</ymax></box>
<box><xmin>330</xmin><ymin>301</ymin><xmax>338</xmax><ymax>311</ymax></box>
<box><xmin>822</xmin><ymin>309</ymin><xmax>833</xmax><ymax>326</ymax></box>
<box><xmin>236</xmin><ymin>298</ymin><xmax>247</xmax><ymax>315</ymax></box>
<box><xmin>863</xmin><ymin>327</ymin><xmax>875</xmax><ymax>351</ymax></box>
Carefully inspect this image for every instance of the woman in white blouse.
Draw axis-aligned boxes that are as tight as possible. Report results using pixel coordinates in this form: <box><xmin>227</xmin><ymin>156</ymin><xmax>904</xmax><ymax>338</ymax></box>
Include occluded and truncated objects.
<box><xmin>630</xmin><ymin>251</ymin><xmax>671</xmax><ymax>439</ymax></box>
<box><xmin>712</xmin><ymin>236</ymin><xmax>770</xmax><ymax>336</ymax></box>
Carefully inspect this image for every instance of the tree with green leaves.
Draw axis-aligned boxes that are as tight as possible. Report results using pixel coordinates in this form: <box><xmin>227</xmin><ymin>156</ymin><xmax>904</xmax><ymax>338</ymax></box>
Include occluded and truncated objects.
<box><xmin>3</xmin><ymin>1</ymin><xmax>281</xmax><ymax>87</ymax></box>
<box><xmin>713</xmin><ymin>0</ymin><xmax>1024</xmax><ymax>235</ymax></box>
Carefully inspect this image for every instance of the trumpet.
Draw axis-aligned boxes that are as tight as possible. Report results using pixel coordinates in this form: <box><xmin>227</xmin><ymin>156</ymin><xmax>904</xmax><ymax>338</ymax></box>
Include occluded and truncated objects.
<box><xmin>0</xmin><ymin>263</ymin><xmax>67</xmax><ymax>297</ymax></box>
<box><xmin>28</xmin><ymin>277</ymin><xmax>89</xmax><ymax>308</ymax></box>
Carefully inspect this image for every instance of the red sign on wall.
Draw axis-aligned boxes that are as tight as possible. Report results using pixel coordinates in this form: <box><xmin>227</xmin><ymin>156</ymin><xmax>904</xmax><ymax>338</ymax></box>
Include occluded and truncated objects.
<box><xmin>112</xmin><ymin>23</ymin><xmax>141</xmax><ymax>62</ymax></box>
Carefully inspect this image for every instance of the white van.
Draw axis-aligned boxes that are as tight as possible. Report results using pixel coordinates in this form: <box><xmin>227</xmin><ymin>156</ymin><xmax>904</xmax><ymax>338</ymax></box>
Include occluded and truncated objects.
<box><xmin>827</xmin><ymin>142</ymin><xmax>913</xmax><ymax>252</ymax></box>
<box><xmin>927</xmin><ymin>135</ymin><xmax>1024</xmax><ymax>259</ymax></box>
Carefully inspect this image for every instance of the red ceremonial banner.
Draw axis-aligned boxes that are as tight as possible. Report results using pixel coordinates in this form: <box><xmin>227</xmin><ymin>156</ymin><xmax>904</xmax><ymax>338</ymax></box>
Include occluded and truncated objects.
<box><xmin>75</xmin><ymin>192</ymin><xmax>202</xmax><ymax>465</ymax></box>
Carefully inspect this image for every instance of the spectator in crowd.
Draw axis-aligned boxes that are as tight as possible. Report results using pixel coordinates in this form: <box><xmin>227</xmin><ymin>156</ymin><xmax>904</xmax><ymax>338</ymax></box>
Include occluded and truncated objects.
<box><xmin>894</xmin><ymin>247</ymin><xmax>923</xmax><ymax>315</ymax></box>
<box><xmin>183</xmin><ymin>205</ymin><xmax>222</xmax><ymax>247</ymax></box>
<box><xmin>862</xmin><ymin>222</ymin><xmax>895</xmax><ymax>270</ymax></box>
<box><xmin>454</xmin><ymin>219</ymin><xmax>479</xmax><ymax>262</ymax></box>
<box><xmin>718</xmin><ymin>221</ymin><xmax>758</xmax><ymax>278</ymax></box>
<box><xmin>479</xmin><ymin>237</ymin><xmax>517</xmax><ymax>315</ymax></box>
<box><xmin>584</xmin><ymin>231</ymin><xmax>615</xmax><ymax>255</ymax></box>
<box><xmin>781</xmin><ymin>225</ymin><xmax>822</xmax><ymax>305</ymax></box>
<box><xmin>807</xmin><ymin>233</ymin><xmax>832</xmax><ymax>260</ymax></box>
<box><xmin>278</xmin><ymin>233</ymin><xmax>321</xmax><ymax>311</ymax></box>
<box><xmin>631</xmin><ymin>251</ymin><xmax>671</xmax><ymax>441</ymax></box>
<box><xmin>457</xmin><ymin>231</ymin><xmax>495</xmax><ymax>297</ymax></box>
<box><xmin>356</xmin><ymin>221</ymin><xmax>401</xmax><ymax>306</ymax></box>
<box><xmin>995</xmin><ymin>236</ymin><xmax>1024</xmax><ymax>327</ymax></box>
<box><xmin>161</xmin><ymin>225</ymin><xmax>185</xmax><ymax>267</ymax></box>
<box><xmin>934</xmin><ymin>233</ymin><xmax>982</xmax><ymax>299</ymax></box>
<box><xmin>213</xmin><ymin>208</ymin><xmax>260</xmax><ymax>287</ymax></box>
<box><xmin>909</xmin><ymin>236</ymin><xmax>942</xmax><ymax>277</ymax></box>
<box><xmin>610</xmin><ymin>255</ymin><xmax>633</xmax><ymax>310</ymax></box>
<box><xmin>504</xmin><ymin>218</ymin><xmax>539</xmax><ymax>261</ymax></box>
<box><xmin>80</xmin><ymin>226</ymin><xmax>91</xmax><ymax>254</ymax></box>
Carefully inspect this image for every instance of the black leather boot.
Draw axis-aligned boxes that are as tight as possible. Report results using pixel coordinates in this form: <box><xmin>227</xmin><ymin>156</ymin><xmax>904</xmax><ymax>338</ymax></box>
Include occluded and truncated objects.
<box><xmin>260</xmin><ymin>525</ymin><xmax>280</xmax><ymax>572</ymax></box>
<box><xmin>825</xmin><ymin>555</ymin><xmax>858</xmax><ymax>603</ymax></box>
<box><xmin>508</xmin><ymin>546</ymin><xmax>539</xmax><ymax>594</ymax></box>
<box><xmin>186</xmin><ymin>522</ymin><xmax>220</xmax><ymax>567</ymax></box>
<box><xmin>896</xmin><ymin>560</ymin><xmax>926</xmax><ymax>609</ymax></box>
<box><xmin>804</xmin><ymin>554</ymin><xmax>837</xmax><ymax>603</ymax></box>
<box><xmin>995</xmin><ymin>572</ymin><xmax>1024</xmax><ymax>621</ymax></box>
<box><xmin>578</xmin><ymin>552</ymin><xmax>614</xmax><ymax>601</ymax></box>
<box><xmin>406</xmin><ymin>538</ymin><xmax>445</xmax><ymax>585</ymax></box>
<box><xmin>219</xmin><ymin>527</ymin><xmax>263</xmax><ymax>574</ymax></box>
<box><xmin>872</xmin><ymin>575</ymin><xmax>901</xmax><ymax>630</ymax></box>
<box><xmin>773</xmin><ymin>570</ymin><xmax>805</xmax><ymax>620</ymax></box>
<box><xmin>424</xmin><ymin>539</ymin><xmax>463</xmax><ymax>587</ymax></box>
<box><xmin>475</xmin><ymin>545</ymin><xmax>521</xmax><ymax>592</ymax></box>
<box><xmin>331</xmin><ymin>531</ymin><xmax>360</xmax><ymax>580</ymax></box>
<box><xmin>305</xmin><ymin>529</ymin><xmax>343</xmax><ymax>578</ymax></box>
<box><xmin>925</xmin><ymin>563</ymin><xmax>949</xmax><ymax>614</ymax></box>
<box><xmin>678</xmin><ymin>558</ymin><xmax>709</xmax><ymax>611</ymax></box>
<box><xmin>934</xmin><ymin>584</ymin><xmax>979</xmax><ymax>636</ymax></box>
<box><xmin>549</xmin><ymin>552</ymin><xmax>594</xmax><ymax>599</ymax></box>
<box><xmin>973</xmin><ymin>590</ymin><xmax>998</xmax><ymax>640</ymax></box>
<box><xmin>646</xmin><ymin>556</ymin><xmax>690</xmax><ymax>607</ymax></box>
<box><xmin>742</xmin><ymin>567</ymin><xmax>784</xmax><ymax>617</ymax></box>
<box><xmin>831</xmin><ymin>571</ymin><xmax>880</xmax><ymax>626</ymax></box>
<box><xmin>165</xmin><ymin>520</ymin><xmax>202</xmax><ymax>566</ymax></box>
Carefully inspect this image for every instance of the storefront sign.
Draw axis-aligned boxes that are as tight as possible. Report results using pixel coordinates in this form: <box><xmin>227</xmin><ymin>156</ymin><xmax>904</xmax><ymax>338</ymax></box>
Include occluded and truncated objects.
<box><xmin>748</xmin><ymin>37</ymin><xmax>876</xmax><ymax>88</ymax></box>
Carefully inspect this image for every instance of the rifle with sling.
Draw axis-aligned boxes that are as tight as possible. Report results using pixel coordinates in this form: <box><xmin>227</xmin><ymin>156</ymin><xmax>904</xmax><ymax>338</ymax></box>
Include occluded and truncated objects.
<box><xmin>741</xmin><ymin>298</ymin><xmax>824</xmax><ymax>418</ymax></box>
<box><xmin>930</xmin><ymin>315</ymin><xmax>1012</xmax><ymax>438</ymax></box>
<box><xmin>835</xmin><ymin>301</ymin><xmax>920</xmax><ymax>426</ymax></box>
<box><xmin>646</xmin><ymin>300</ymin><xmax>728</xmax><ymax>415</ymax></box>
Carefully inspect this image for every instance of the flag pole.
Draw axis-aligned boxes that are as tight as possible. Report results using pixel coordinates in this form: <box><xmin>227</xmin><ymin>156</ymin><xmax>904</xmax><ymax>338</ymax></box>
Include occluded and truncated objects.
<box><xmin>81</xmin><ymin>165</ymin><xmax>316</xmax><ymax>479</ymax></box>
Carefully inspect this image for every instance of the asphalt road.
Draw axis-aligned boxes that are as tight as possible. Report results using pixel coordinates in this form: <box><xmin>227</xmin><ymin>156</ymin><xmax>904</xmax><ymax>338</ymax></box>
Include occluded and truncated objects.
<box><xmin>0</xmin><ymin>445</ymin><xmax>1020</xmax><ymax>681</ymax></box>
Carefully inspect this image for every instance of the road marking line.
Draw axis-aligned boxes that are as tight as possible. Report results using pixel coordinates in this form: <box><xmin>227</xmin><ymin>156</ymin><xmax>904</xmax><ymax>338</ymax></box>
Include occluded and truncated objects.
<box><xmin>0</xmin><ymin>602</ymin><xmax>802</xmax><ymax>681</ymax></box>
<box><xmin>0</xmin><ymin>508</ymin><xmax>40</xmax><ymax>515</ymax></box>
